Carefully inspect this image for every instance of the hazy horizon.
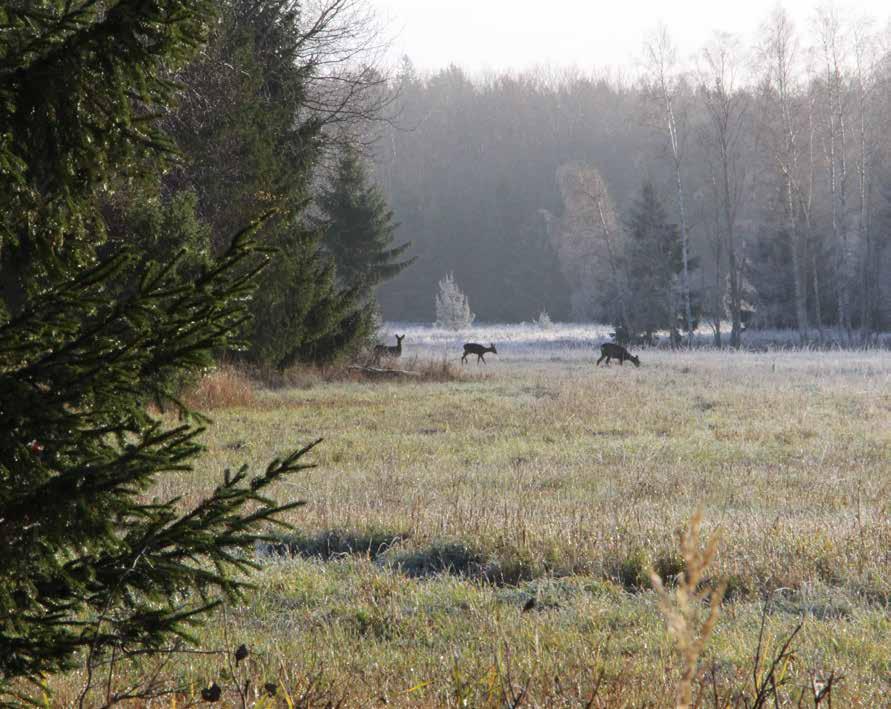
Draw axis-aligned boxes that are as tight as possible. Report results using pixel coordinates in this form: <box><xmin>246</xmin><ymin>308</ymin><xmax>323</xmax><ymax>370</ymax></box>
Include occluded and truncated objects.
<box><xmin>373</xmin><ymin>0</ymin><xmax>890</xmax><ymax>76</ymax></box>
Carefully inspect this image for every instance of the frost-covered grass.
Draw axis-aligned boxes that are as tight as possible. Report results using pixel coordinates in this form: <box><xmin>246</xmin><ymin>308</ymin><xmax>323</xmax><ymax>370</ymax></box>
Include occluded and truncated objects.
<box><xmin>49</xmin><ymin>346</ymin><xmax>891</xmax><ymax>706</ymax></box>
<box><xmin>382</xmin><ymin>321</ymin><xmax>891</xmax><ymax>362</ymax></box>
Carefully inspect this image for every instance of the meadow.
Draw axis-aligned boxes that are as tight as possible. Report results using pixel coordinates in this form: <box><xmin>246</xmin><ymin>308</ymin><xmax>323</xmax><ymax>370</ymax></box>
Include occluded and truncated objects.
<box><xmin>58</xmin><ymin>327</ymin><xmax>891</xmax><ymax>706</ymax></box>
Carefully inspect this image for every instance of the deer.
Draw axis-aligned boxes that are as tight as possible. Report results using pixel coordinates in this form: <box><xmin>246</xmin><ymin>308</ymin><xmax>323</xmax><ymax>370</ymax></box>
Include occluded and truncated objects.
<box><xmin>461</xmin><ymin>342</ymin><xmax>497</xmax><ymax>364</ymax></box>
<box><xmin>372</xmin><ymin>334</ymin><xmax>404</xmax><ymax>365</ymax></box>
<box><xmin>596</xmin><ymin>342</ymin><xmax>640</xmax><ymax>367</ymax></box>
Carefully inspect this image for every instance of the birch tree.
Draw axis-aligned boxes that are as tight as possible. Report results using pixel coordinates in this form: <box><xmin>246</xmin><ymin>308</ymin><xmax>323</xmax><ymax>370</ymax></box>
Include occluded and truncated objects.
<box><xmin>698</xmin><ymin>32</ymin><xmax>750</xmax><ymax>348</ymax></box>
<box><xmin>757</xmin><ymin>7</ymin><xmax>810</xmax><ymax>342</ymax></box>
<box><xmin>553</xmin><ymin>163</ymin><xmax>626</xmax><ymax>322</ymax></box>
<box><xmin>850</xmin><ymin>15</ymin><xmax>881</xmax><ymax>338</ymax></box>
<box><xmin>644</xmin><ymin>25</ymin><xmax>695</xmax><ymax>346</ymax></box>
<box><xmin>814</xmin><ymin>5</ymin><xmax>853</xmax><ymax>337</ymax></box>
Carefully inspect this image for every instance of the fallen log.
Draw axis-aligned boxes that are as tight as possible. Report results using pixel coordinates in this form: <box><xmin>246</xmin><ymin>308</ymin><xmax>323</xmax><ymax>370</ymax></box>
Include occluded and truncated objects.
<box><xmin>348</xmin><ymin>365</ymin><xmax>421</xmax><ymax>377</ymax></box>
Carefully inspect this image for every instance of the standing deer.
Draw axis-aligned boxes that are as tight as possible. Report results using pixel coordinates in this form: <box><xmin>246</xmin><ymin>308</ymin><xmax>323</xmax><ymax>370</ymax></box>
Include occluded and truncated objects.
<box><xmin>596</xmin><ymin>342</ymin><xmax>640</xmax><ymax>367</ymax></box>
<box><xmin>461</xmin><ymin>342</ymin><xmax>497</xmax><ymax>364</ymax></box>
<box><xmin>373</xmin><ymin>334</ymin><xmax>404</xmax><ymax>364</ymax></box>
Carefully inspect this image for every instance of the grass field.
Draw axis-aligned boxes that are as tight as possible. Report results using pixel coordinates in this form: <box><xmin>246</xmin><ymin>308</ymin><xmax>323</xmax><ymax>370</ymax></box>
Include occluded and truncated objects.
<box><xmin>55</xmin><ymin>337</ymin><xmax>891</xmax><ymax>706</ymax></box>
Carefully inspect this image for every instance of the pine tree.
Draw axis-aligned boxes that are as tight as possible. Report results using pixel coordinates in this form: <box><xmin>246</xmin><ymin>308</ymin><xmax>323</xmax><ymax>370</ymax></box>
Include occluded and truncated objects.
<box><xmin>319</xmin><ymin>147</ymin><xmax>413</xmax><ymax>296</ymax></box>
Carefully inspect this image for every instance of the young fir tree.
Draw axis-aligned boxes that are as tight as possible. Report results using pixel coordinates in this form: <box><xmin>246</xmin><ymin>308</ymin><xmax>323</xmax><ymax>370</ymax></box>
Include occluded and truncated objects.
<box><xmin>435</xmin><ymin>272</ymin><xmax>475</xmax><ymax>330</ymax></box>
<box><xmin>0</xmin><ymin>2</ymin><xmax>318</xmax><ymax>700</ymax></box>
<box><xmin>622</xmin><ymin>182</ymin><xmax>698</xmax><ymax>344</ymax></box>
<box><xmin>318</xmin><ymin>147</ymin><xmax>413</xmax><ymax>297</ymax></box>
<box><xmin>246</xmin><ymin>223</ymin><xmax>374</xmax><ymax>368</ymax></box>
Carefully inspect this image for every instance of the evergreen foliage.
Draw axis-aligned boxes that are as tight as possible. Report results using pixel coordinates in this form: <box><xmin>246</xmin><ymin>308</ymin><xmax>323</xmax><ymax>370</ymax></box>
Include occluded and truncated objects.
<box><xmin>319</xmin><ymin>147</ymin><xmax>413</xmax><ymax>296</ymax></box>
<box><xmin>0</xmin><ymin>227</ymin><xmax>319</xmax><ymax>696</ymax></box>
<box><xmin>622</xmin><ymin>183</ymin><xmax>699</xmax><ymax>343</ymax></box>
<box><xmin>245</xmin><ymin>224</ymin><xmax>374</xmax><ymax>368</ymax></box>
<box><xmin>435</xmin><ymin>273</ymin><xmax>475</xmax><ymax>330</ymax></box>
<box><xmin>169</xmin><ymin>0</ymin><xmax>373</xmax><ymax>367</ymax></box>
<box><xmin>101</xmin><ymin>189</ymin><xmax>212</xmax><ymax>294</ymax></box>
<box><xmin>0</xmin><ymin>0</ymin><xmax>320</xmax><ymax>699</ymax></box>
<box><xmin>0</xmin><ymin>0</ymin><xmax>213</xmax><ymax>313</ymax></box>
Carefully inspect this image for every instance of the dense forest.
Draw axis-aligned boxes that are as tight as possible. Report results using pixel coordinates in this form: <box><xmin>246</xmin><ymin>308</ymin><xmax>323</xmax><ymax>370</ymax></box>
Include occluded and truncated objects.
<box><xmin>373</xmin><ymin>12</ymin><xmax>891</xmax><ymax>344</ymax></box>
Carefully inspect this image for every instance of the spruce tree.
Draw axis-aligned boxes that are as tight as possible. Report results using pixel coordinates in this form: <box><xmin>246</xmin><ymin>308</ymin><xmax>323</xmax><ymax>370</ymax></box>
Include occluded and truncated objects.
<box><xmin>622</xmin><ymin>183</ymin><xmax>698</xmax><ymax>344</ymax></box>
<box><xmin>168</xmin><ymin>0</ymin><xmax>373</xmax><ymax>367</ymax></box>
<box><xmin>0</xmin><ymin>0</ymin><xmax>212</xmax><ymax>314</ymax></box>
<box><xmin>0</xmin><ymin>1</ymin><xmax>319</xmax><ymax>700</ymax></box>
<box><xmin>435</xmin><ymin>273</ymin><xmax>475</xmax><ymax>330</ymax></box>
<box><xmin>0</xmin><ymin>227</ymin><xmax>317</xmax><ymax>698</ymax></box>
<box><xmin>319</xmin><ymin>147</ymin><xmax>413</xmax><ymax>296</ymax></box>
<box><xmin>246</xmin><ymin>224</ymin><xmax>375</xmax><ymax>368</ymax></box>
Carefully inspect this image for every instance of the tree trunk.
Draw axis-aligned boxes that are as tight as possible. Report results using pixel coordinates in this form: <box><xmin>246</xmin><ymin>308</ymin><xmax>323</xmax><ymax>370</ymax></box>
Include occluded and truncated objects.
<box><xmin>665</xmin><ymin>101</ymin><xmax>694</xmax><ymax>348</ymax></box>
<box><xmin>596</xmin><ymin>198</ymin><xmax>630</xmax><ymax>332</ymax></box>
<box><xmin>786</xmin><ymin>175</ymin><xmax>809</xmax><ymax>343</ymax></box>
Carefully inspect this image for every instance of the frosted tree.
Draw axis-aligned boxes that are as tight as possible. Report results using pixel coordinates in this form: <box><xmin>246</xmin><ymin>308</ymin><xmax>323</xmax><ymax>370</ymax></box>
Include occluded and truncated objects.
<box><xmin>553</xmin><ymin>162</ymin><xmax>629</xmax><ymax>325</ymax></box>
<box><xmin>435</xmin><ymin>272</ymin><xmax>475</xmax><ymax>329</ymax></box>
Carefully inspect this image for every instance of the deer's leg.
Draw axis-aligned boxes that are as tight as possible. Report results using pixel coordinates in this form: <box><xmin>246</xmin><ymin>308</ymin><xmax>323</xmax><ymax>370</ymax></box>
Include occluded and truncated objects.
<box><xmin>461</xmin><ymin>353</ymin><xmax>467</xmax><ymax>364</ymax></box>
<box><xmin>596</xmin><ymin>353</ymin><xmax>605</xmax><ymax>366</ymax></box>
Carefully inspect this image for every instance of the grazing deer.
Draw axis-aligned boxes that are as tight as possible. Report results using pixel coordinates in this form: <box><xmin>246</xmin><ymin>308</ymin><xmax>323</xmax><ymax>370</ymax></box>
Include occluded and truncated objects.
<box><xmin>461</xmin><ymin>342</ymin><xmax>497</xmax><ymax>364</ymax></box>
<box><xmin>372</xmin><ymin>334</ymin><xmax>404</xmax><ymax>364</ymax></box>
<box><xmin>596</xmin><ymin>342</ymin><xmax>640</xmax><ymax>367</ymax></box>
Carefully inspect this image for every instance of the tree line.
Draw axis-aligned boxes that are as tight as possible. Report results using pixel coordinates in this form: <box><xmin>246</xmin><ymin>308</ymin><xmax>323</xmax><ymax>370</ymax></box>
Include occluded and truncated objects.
<box><xmin>373</xmin><ymin>7</ymin><xmax>891</xmax><ymax>345</ymax></box>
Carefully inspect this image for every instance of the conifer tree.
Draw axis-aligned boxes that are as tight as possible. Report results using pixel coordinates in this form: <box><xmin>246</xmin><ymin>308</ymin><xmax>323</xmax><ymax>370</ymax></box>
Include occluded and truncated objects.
<box><xmin>0</xmin><ymin>0</ymin><xmax>212</xmax><ymax>314</ymax></box>
<box><xmin>0</xmin><ymin>2</ymin><xmax>319</xmax><ymax>699</ymax></box>
<box><xmin>245</xmin><ymin>225</ymin><xmax>375</xmax><ymax>368</ymax></box>
<box><xmin>435</xmin><ymin>272</ymin><xmax>475</xmax><ymax>330</ymax></box>
<box><xmin>0</xmin><ymin>227</ymin><xmax>318</xmax><ymax>697</ymax></box>
<box><xmin>622</xmin><ymin>183</ymin><xmax>698</xmax><ymax>344</ymax></box>
<box><xmin>169</xmin><ymin>0</ymin><xmax>374</xmax><ymax>367</ymax></box>
<box><xmin>319</xmin><ymin>147</ymin><xmax>413</xmax><ymax>296</ymax></box>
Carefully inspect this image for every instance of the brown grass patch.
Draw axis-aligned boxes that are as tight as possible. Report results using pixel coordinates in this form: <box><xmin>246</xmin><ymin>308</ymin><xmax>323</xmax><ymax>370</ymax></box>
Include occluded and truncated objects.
<box><xmin>182</xmin><ymin>364</ymin><xmax>256</xmax><ymax>409</ymax></box>
<box><xmin>268</xmin><ymin>355</ymin><xmax>483</xmax><ymax>386</ymax></box>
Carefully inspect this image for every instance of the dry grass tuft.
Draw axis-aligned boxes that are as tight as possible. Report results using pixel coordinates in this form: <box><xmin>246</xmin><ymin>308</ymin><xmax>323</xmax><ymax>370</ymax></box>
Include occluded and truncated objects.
<box><xmin>408</xmin><ymin>355</ymin><xmax>482</xmax><ymax>382</ymax></box>
<box><xmin>652</xmin><ymin>510</ymin><xmax>726</xmax><ymax>708</ymax></box>
<box><xmin>182</xmin><ymin>364</ymin><xmax>256</xmax><ymax>409</ymax></box>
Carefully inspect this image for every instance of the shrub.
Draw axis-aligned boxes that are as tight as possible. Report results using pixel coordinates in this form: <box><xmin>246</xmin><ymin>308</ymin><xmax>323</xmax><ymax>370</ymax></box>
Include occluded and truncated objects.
<box><xmin>618</xmin><ymin>547</ymin><xmax>652</xmax><ymax>590</ymax></box>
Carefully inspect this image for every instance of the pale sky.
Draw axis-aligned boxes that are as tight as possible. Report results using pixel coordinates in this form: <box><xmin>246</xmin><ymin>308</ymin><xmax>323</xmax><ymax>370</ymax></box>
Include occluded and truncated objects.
<box><xmin>372</xmin><ymin>0</ymin><xmax>890</xmax><ymax>76</ymax></box>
